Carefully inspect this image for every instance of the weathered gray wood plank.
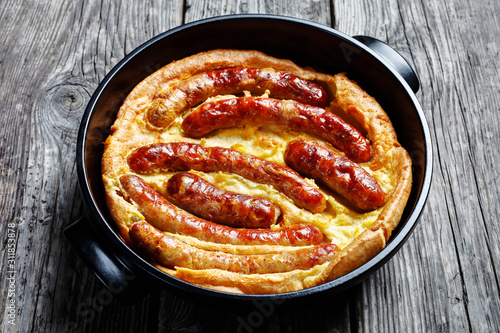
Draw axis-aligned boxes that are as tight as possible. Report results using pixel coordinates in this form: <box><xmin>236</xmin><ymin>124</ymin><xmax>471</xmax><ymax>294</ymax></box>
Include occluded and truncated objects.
<box><xmin>335</xmin><ymin>0</ymin><xmax>500</xmax><ymax>332</ymax></box>
<box><xmin>184</xmin><ymin>0</ymin><xmax>332</xmax><ymax>23</ymax></box>
<box><xmin>1</xmin><ymin>0</ymin><xmax>500</xmax><ymax>332</ymax></box>
<box><xmin>0</xmin><ymin>1</ymin><xmax>182</xmax><ymax>332</ymax></box>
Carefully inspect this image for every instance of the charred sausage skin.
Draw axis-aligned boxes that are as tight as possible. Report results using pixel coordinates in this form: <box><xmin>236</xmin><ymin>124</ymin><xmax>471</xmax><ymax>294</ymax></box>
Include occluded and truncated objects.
<box><xmin>129</xmin><ymin>221</ymin><xmax>338</xmax><ymax>274</ymax></box>
<box><xmin>284</xmin><ymin>139</ymin><xmax>385</xmax><ymax>211</ymax></box>
<box><xmin>147</xmin><ymin>67</ymin><xmax>328</xmax><ymax>128</ymax></box>
<box><xmin>182</xmin><ymin>97</ymin><xmax>371</xmax><ymax>163</ymax></box>
<box><xmin>120</xmin><ymin>174</ymin><xmax>324</xmax><ymax>246</ymax></box>
<box><xmin>165</xmin><ymin>172</ymin><xmax>281</xmax><ymax>228</ymax></box>
<box><xmin>127</xmin><ymin>142</ymin><xmax>326</xmax><ymax>214</ymax></box>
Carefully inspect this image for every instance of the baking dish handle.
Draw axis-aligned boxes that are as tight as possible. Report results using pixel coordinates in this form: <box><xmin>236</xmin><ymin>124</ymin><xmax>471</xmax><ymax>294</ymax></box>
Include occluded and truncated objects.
<box><xmin>353</xmin><ymin>35</ymin><xmax>420</xmax><ymax>93</ymax></box>
<box><xmin>64</xmin><ymin>216</ymin><xmax>149</xmax><ymax>305</ymax></box>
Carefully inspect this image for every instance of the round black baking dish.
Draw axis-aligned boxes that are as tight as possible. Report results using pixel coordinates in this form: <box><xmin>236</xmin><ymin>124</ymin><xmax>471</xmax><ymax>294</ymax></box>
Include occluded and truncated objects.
<box><xmin>65</xmin><ymin>14</ymin><xmax>432</xmax><ymax>305</ymax></box>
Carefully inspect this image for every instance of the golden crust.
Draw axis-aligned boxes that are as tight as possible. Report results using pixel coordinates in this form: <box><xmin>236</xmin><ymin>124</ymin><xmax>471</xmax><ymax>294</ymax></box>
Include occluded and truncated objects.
<box><xmin>101</xmin><ymin>49</ymin><xmax>412</xmax><ymax>294</ymax></box>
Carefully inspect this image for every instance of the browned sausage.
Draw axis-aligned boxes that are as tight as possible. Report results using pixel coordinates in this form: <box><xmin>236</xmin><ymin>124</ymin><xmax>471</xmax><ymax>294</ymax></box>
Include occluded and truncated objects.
<box><xmin>165</xmin><ymin>172</ymin><xmax>281</xmax><ymax>228</ymax></box>
<box><xmin>120</xmin><ymin>174</ymin><xmax>324</xmax><ymax>246</ymax></box>
<box><xmin>284</xmin><ymin>139</ymin><xmax>385</xmax><ymax>211</ymax></box>
<box><xmin>146</xmin><ymin>67</ymin><xmax>328</xmax><ymax>128</ymax></box>
<box><xmin>129</xmin><ymin>221</ymin><xmax>338</xmax><ymax>274</ymax></box>
<box><xmin>182</xmin><ymin>97</ymin><xmax>371</xmax><ymax>163</ymax></box>
<box><xmin>127</xmin><ymin>142</ymin><xmax>326</xmax><ymax>214</ymax></box>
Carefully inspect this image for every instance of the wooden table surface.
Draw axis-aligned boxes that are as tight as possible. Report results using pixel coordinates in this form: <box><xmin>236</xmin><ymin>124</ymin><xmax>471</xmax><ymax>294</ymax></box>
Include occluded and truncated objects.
<box><xmin>1</xmin><ymin>0</ymin><xmax>499</xmax><ymax>332</ymax></box>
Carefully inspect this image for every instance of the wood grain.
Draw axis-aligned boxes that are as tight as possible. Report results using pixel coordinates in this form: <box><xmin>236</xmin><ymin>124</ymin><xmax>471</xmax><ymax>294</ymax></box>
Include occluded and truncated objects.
<box><xmin>334</xmin><ymin>0</ymin><xmax>500</xmax><ymax>332</ymax></box>
<box><xmin>0</xmin><ymin>1</ymin><xmax>181</xmax><ymax>332</ymax></box>
<box><xmin>0</xmin><ymin>0</ymin><xmax>499</xmax><ymax>332</ymax></box>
